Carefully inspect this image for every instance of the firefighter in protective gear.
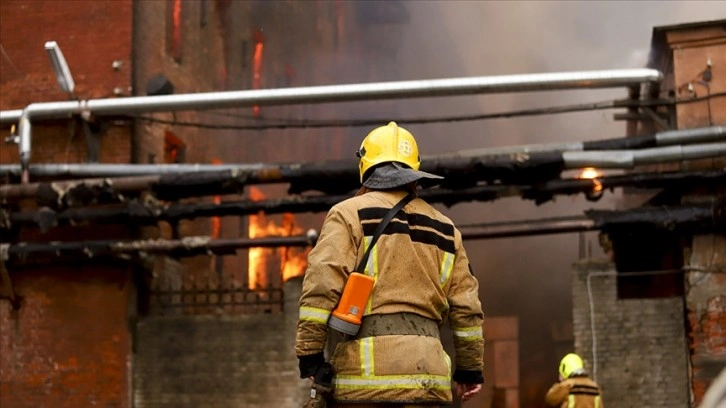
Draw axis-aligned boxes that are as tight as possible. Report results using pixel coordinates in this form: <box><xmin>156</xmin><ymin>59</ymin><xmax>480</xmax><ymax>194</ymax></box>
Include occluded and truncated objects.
<box><xmin>296</xmin><ymin>122</ymin><xmax>485</xmax><ymax>407</ymax></box>
<box><xmin>545</xmin><ymin>353</ymin><xmax>604</xmax><ymax>408</ymax></box>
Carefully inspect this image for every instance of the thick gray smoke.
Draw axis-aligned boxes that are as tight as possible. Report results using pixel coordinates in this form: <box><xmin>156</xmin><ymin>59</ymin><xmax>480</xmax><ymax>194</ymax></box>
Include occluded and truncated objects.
<box><xmin>377</xmin><ymin>2</ymin><xmax>724</xmax><ymax>406</ymax></box>
<box><xmin>207</xmin><ymin>2</ymin><xmax>723</xmax><ymax>406</ymax></box>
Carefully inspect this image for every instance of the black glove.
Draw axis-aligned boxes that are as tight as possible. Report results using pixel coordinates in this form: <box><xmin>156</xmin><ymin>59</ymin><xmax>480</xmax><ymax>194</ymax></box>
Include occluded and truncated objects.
<box><xmin>298</xmin><ymin>352</ymin><xmax>325</xmax><ymax>379</ymax></box>
<box><xmin>453</xmin><ymin>369</ymin><xmax>484</xmax><ymax>384</ymax></box>
<box><xmin>313</xmin><ymin>362</ymin><xmax>335</xmax><ymax>388</ymax></box>
<box><xmin>301</xmin><ymin>362</ymin><xmax>335</xmax><ymax>408</ymax></box>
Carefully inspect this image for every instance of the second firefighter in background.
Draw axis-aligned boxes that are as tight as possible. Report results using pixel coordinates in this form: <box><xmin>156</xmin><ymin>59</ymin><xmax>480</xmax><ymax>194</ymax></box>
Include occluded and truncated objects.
<box><xmin>296</xmin><ymin>122</ymin><xmax>485</xmax><ymax>407</ymax></box>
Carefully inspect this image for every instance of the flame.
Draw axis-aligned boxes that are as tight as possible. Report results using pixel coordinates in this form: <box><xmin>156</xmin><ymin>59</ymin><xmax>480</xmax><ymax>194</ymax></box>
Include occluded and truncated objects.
<box><xmin>578</xmin><ymin>167</ymin><xmax>603</xmax><ymax>193</ymax></box>
<box><xmin>247</xmin><ymin>187</ymin><xmax>311</xmax><ymax>289</ymax></box>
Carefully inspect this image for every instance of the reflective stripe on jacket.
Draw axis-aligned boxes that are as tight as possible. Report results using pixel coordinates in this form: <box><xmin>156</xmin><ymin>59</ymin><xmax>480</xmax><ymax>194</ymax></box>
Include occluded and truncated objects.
<box><xmin>545</xmin><ymin>377</ymin><xmax>604</xmax><ymax>408</ymax></box>
<box><xmin>296</xmin><ymin>189</ymin><xmax>484</xmax><ymax>404</ymax></box>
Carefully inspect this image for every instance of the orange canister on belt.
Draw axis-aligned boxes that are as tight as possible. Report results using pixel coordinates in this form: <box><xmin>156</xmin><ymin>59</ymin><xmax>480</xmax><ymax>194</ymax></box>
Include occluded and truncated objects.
<box><xmin>328</xmin><ymin>272</ymin><xmax>375</xmax><ymax>336</ymax></box>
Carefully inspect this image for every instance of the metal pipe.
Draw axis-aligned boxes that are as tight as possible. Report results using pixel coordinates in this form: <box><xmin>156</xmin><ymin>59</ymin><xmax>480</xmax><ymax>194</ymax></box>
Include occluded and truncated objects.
<box><xmin>0</xmin><ymin>68</ymin><xmax>663</xmax><ymax>125</ymax></box>
<box><xmin>5</xmin><ymin>202</ymin><xmax>719</xmax><ymax>262</ymax></box>
<box><xmin>441</xmin><ymin>125</ymin><xmax>725</xmax><ymax>158</ymax></box>
<box><xmin>0</xmin><ymin>163</ymin><xmax>267</xmax><ymax>178</ymax></box>
<box><xmin>562</xmin><ymin>143</ymin><xmax>726</xmax><ymax>169</ymax></box>
<box><xmin>5</xmin><ymin>170</ymin><xmax>723</xmax><ymax>233</ymax></box>
<box><xmin>3</xmin><ymin>124</ymin><xmax>720</xmax><ymax>182</ymax></box>
<box><xmin>0</xmin><ymin>109</ymin><xmax>23</xmax><ymax>123</ymax></box>
<box><xmin>4</xmin><ymin>232</ymin><xmax>319</xmax><ymax>263</ymax></box>
<box><xmin>2</xmin><ymin>142</ymin><xmax>724</xmax><ymax>184</ymax></box>
<box><xmin>654</xmin><ymin>126</ymin><xmax>726</xmax><ymax>145</ymax></box>
<box><xmin>3</xmin><ymin>68</ymin><xmax>662</xmax><ymax>182</ymax></box>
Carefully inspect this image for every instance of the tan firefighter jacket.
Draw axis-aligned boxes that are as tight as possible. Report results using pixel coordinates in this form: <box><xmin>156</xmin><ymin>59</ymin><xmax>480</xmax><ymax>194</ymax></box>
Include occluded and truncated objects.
<box><xmin>296</xmin><ymin>189</ymin><xmax>484</xmax><ymax>404</ymax></box>
<box><xmin>545</xmin><ymin>376</ymin><xmax>604</xmax><ymax>408</ymax></box>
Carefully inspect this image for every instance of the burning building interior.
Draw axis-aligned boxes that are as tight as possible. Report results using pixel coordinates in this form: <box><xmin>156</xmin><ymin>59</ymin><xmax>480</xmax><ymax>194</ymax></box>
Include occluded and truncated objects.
<box><xmin>1</xmin><ymin>1</ymin><xmax>725</xmax><ymax>408</ymax></box>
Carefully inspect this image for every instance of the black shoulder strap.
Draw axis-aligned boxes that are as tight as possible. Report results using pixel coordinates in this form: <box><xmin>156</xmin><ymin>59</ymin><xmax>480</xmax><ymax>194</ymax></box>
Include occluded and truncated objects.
<box><xmin>355</xmin><ymin>193</ymin><xmax>414</xmax><ymax>272</ymax></box>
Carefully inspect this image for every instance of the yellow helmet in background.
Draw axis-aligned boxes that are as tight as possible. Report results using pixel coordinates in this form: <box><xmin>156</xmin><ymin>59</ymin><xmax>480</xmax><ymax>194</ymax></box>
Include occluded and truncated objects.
<box><xmin>356</xmin><ymin>121</ymin><xmax>421</xmax><ymax>183</ymax></box>
<box><xmin>559</xmin><ymin>353</ymin><xmax>585</xmax><ymax>379</ymax></box>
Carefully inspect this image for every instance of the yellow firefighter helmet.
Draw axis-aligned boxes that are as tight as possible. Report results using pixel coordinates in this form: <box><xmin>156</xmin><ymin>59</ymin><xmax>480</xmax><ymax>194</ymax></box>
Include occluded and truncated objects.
<box><xmin>559</xmin><ymin>353</ymin><xmax>585</xmax><ymax>379</ymax></box>
<box><xmin>356</xmin><ymin>121</ymin><xmax>421</xmax><ymax>183</ymax></box>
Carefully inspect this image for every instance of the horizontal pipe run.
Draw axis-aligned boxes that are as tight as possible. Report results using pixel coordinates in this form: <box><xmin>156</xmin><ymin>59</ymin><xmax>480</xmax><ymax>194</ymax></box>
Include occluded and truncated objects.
<box><xmin>561</xmin><ymin>143</ymin><xmax>726</xmax><ymax>169</ymax></box>
<box><xmin>0</xmin><ymin>68</ymin><xmax>663</xmax><ymax>125</ymax></box>
<box><xmin>0</xmin><ymin>109</ymin><xmax>23</xmax><ymax>123</ymax></box>
<box><xmin>0</xmin><ymin>127</ymin><xmax>723</xmax><ymax>183</ymax></box>
<box><xmin>2</xmin><ymin>143</ymin><xmax>725</xmax><ymax>199</ymax></box>
<box><xmin>4</xmin><ymin>202</ymin><xmax>720</xmax><ymax>263</ymax></box>
<box><xmin>441</xmin><ymin>125</ymin><xmax>725</xmax><ymax>157</ymax></box>
<box><xmin>4</xmin><ymin>170</ymin><xmax>724</xmax><ymax>233</ymax></box>
<box><xmin>0</xmin><ymin>163</ymin><xmax>267</xmax><ymax>179</ymax></box>
<box><xmin>3</xmin><ymin>232</ymin><xmax>319</xmax><ymax>263</ymax></box>
<box><xmin>654</xmin><ymin>126</ymin><xmax>726</xmax><ymax>145</ymax></box>
<box><xmin>4</xmin><ymin>68</ymin><xmax>662</xmax><ymax>183</ymax></box>
<box><xmin>4</xmin><ymin>120</ymin><xmax>720</xmax><ymax>182</ymax></box>
<box><xmin>1</xmin><ymin>164</ymin><xmax>724</xmax><ymax>212</ymax></box>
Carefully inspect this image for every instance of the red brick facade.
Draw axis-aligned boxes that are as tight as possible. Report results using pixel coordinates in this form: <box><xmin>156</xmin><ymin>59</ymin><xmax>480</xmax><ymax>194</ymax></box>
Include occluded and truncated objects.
<box><xmin>623</xmin><ymin>21</ymin><xmax>726</xmax><ymax>406</ymax></box>
<box><xmin>0</xmin><ymin>0</ymin><xmax>133</xmax><ymax>166</ymax></box>
<box><xmin>1</xmin><ymin>2</ymin><xmax>133</xmax><ymax>407</ymax></box>
<box><xmin>0</xmin><ymin>264</ymin><xmax>132</xmax><ymax>408</ymax></box>
<box><xmin>665</xmin><ymin>23</ymin><xmax>726</xmax><ymax>404</ymax></box>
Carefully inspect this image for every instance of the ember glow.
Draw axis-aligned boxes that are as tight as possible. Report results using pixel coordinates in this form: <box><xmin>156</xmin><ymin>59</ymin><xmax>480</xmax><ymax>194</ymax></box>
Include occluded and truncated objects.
<box><xmin>578</xmin><ymin>167</ymin><xmax>603</xmax><ymax>193</ymax></box>
<box><xmin>210</xmin><ymin>159</ymin><xmax>223</xmax><ymax>239</ymax></box>
<box><xmin>247</xmin><ymin>187</ymin><xmax>311</xmax><ymax>289</ymax></box>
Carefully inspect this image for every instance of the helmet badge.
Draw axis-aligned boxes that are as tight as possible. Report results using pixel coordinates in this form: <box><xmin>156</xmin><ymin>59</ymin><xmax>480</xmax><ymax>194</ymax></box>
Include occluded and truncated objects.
<box><xmin>398</xmin><ymin>140</ymin><xmax>413</xmax><ymax>157</ymax></box>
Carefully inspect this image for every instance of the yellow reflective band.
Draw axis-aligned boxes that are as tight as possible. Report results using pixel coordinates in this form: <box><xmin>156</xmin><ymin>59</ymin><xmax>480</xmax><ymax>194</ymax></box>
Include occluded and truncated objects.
<box><xmin>439</xmin><ymin>252</ymin><xmax>455</xmax><ymax>287</ymax></box>
<box><xmin>299</xmin><ymin>306</ymin><xmax>330</xmax><ymax>324</ymax></box>
<box><xmin>452</xmin><ymin>326</ymin><xmax>483</xmax><ymax>341</ymax></box>
<box><xmin>334</xmin><ymin>374</ymin><xmax>451</xmax><ymax>390</ymax></box>
<box><xmin>363</xmin><ymin>236</ymin><xmax>378</xmax><ymax>315</ymax></box>
<box><xmin>359</xmin><ymin>337</ymin><xmax>374</xmax><ymax>377</ymax></box>
<box><xmin>363</xmin><ymin>236</ymin><xmax>374</xmax><ymax>277</ymax></box>
<box><xmin>568</xmin><ymin>394</ymin><xmax>575</xmax><ymax>407</ymax></box>
<box><xmin>595</xmin><ymin>395</ymin><xmax>600</xmax><ymax>408</ymax></box>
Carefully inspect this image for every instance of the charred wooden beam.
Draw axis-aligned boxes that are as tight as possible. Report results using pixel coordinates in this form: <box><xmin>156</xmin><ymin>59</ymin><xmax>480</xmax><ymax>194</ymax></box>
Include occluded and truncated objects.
<box><xmin>4</xmin><ymin>201</ymin><xmax>722</xmax><ymax>265</ymax></box>
<box><xmin>4</xmin><ymin>232</ymin><xmax>319</xmax><ymax>264</ymax></box>
<box><xmin>2</xmin><ymin>145</ymin><xmax>725</xmax><ymax>210</ymax></box>
<box><xmin>1</xmin><ymin>126</ymin><xmax>723</xmax><ymax>204</ymax></box>
<box><xmin>0</xmin><ymin>246</ymin><xmax>20</xmax><ymax>309</ymax></box>
<box><xmin>0</xmin><ymin>171</ymin><xmax>252</xmax><ymax>209</ymax></box>
<box><xmin>4</xmin><ymin>170</ymin><xmax>725</xmax><ymax>234</ymax></box>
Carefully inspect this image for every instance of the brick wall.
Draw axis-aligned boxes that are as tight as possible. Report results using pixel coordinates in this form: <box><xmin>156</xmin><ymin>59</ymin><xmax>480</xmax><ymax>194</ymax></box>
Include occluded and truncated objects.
<box><xmin>132</xmin><ymin>277</ymin><xmax>308</xmax><ymax>408</ymax></box>
<box><xmin>661</xmin><ymin>22</ymin><xmax>726</xmax><ymax>404</ymax></box>
<box><xmin>686</xmin><ymin>235</ymin><xmax>726</xmax><ymax>403</ymax></box>
<box><xmin>130</xmin><ymin>0</ymin><xmax>367</xmax><ymax>294</ymax></box>
<box><xmin>0</xmin><ymin>263</ymin><xmax>132</xmax><ymax>408</ymax></box>
<box><xmin>0</xmin><ymin>2</ymin><xmax>134</xmax><ymax>406</ymax></box>
<box><xmin>0</xmin><ymin>0</ymin><xmax>133</xmax><ymax>166</ymax></box>
<box><xmin>571</xmin><ymin>260</ymin><xmax>689</xmax><ymax>407</ymax></box>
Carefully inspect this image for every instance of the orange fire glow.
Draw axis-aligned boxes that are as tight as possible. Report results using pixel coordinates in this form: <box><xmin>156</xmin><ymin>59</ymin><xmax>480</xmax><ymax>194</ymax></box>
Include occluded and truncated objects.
<box><xmin>247</xmin><ymin>187</ymin><xmax>311</xmax><ymax>289</ymax></box>
<box><xmin>578</xmin><ymin>167</ymin><xmax>603</xmax><ymax>193</ymax></box>
<box><xmin>171</xmin><ymin>0</ymin><xmax>182</xmax><ymax>61</ymax></box>
<box><xmin>252</xmin><ymin>31</ymin><xmax>264</xmax><ymax>117</ymax></box>
<box><xmin>210</xmin><ymin>159</ymin><xmax>223</xmax><ymax>239</ymax></box>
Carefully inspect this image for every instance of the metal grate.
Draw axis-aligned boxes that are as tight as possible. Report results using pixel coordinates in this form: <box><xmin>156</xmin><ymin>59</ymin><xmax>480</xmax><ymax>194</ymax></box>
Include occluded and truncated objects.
<box><xmin>148</xmin><ymin>281</ymin><xmax>284</xmax><ymax>316</ymax></box>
